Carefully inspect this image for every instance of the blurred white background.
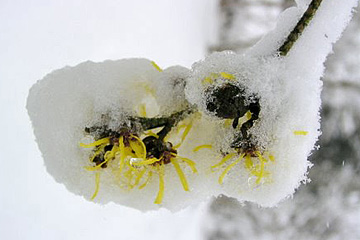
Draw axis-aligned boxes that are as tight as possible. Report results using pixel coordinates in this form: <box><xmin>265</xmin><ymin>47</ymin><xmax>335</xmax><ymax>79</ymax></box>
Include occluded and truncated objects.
<box><xmin>0</xmin><ymin>0</ymin><xmax>218</xmax><ymax>239</ymax></box>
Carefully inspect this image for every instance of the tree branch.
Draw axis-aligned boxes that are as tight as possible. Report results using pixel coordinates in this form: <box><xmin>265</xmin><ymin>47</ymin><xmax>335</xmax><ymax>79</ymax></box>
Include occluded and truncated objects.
<box><xmin>278</xmin><ymin>0</ymin><xmax>323</xmax><ymax>56</ymax></box>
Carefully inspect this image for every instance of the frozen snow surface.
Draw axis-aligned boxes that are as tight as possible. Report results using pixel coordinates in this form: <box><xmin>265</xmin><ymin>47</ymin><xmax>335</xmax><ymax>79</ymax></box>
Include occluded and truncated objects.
<box><xmin>27</xmin><ymin>0</ymin><xmax>359</xmax><ymax>211</ymax></box>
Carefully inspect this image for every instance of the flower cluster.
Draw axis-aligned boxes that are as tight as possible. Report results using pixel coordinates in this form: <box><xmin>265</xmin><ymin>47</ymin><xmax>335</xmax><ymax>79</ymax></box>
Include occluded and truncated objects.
<box><xmin>75</xmin><ymin>57</ymin><xmax>283</xmax><ymax>206</ymax></box>
<box><xmin>27</xmin><ymin>53</ymin><xmax>317</xmax><ymax>211</ymax></box>
<box><xmin>28</xmin><ymin>0</ymin><xmax>359</xmax><ymax>211</ymax></box>
<box><xmin>80</xmin><ymin>114</ymin><xmax>197</xmax><ymax>204</ymax></box>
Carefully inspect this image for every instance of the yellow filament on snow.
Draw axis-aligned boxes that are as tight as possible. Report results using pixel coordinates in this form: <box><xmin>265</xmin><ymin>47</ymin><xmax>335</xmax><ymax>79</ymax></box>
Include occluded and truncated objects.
<box><xmin>219</xmin><ymin>153</ymin><xmax>245</xmax><ymax>184</ymax></box>
<box><xmin>177</xmin><ymin>124</ymin><xmax>187</xmax><ymax>132</ymax></box>
<box><xmin>211</xmin><ymin>153</ymin><xmax>236</xmax><ymax>170</ymax></box>
<box><xmin>118</xmin><ymin>136</ymin><xmax>126</xmax><ymax>172</ymax></box>
<box><xmin>294</xmin><ymin>130</ymin><xmax>308</xmax><ymax>135</ymax></box>
<box><xmin>139</xmin><ymin>103</ymin><xmax>147</xmax><ymax>117</ymax></box>
<box><xmin>136</xmin><ymin>82</ymin><xmax>156</xmax><ymax>98</ymax></box>
<box><xmin>80</xmin><ymin>137</ymin><xmax>110</xmax><ymax>148</ymax></box>
<box><xmin>254</xmin><ymin>152</ymin><xmax>267</xmax><ymax>185</ymax></box>
<box><xmin>90</xmin><ymin>172</ymin><xmax>101</xmax><ymax>200</ymax></box>
<box><xmin>193</xmin><ymin>144</ymin><xmax>213</xmax><ymax>152</ymax></box>
<box><xmin>174</xmin><ymin>123</ymin><xmax>193</xmax><ymax>148</ymax></box>
<box><xmin>154</xmin><ymin>165</ymin><xmax>165</xmax><ymax>204</ymax></box>
<box><xmin>151</xmin><ymin>61</ymin><xmax>163</xmax><ymax>72</ymax></box>
<box><xmin>124</xmin><ymin>168</ymin><xmax>134</xmax><ymax>186</ymax></box>
<box><xmin>84</xmin><ymin>159</ymin><xmax>107</xmax><ymax>171</ymax></box>
<box><xmin>202</xmin><ymin>72</ymin><xmax>235</xmax><ymax>85</ymax></box>
<box><xmin>139</xmin><ymin>171</ymin><xmax>152</xmax><ymax>189</ymax></box>
<box><xmin>244</xmin><ymin>154</ymin><xmax>253</xmax><ymax>170</ymax></box>
<box><xmin>181</xmin><ymin>123</ymin><xmax>193</xmax><ymax>142</ymax></box>
<box><xmin>220</xmin><ymin>72</ymin><xmax>235</xmax><ymax>80</ymax></box>
<box><xmin>202</xmin><ymin>76</ymin><xmax>214</xmax><ymax>85</ymax></box>
<box><xmin>176</xmin><ymin>156</ymin><xmax>197</xmax><ymax>173</ymax></box>
<box><xmin>132</xmin><ymin>169</ymin><xmax>147</xmax><ymax>188</ymax></box>
<box><xmin>131</xmin><ymin>157</ymin><xmax>160</xmax><ymax>166</ymax></box>
<box><xmin>171</xmin><ymin>158</ymin><xmax>189</xmax><ymax>191</ymax></box>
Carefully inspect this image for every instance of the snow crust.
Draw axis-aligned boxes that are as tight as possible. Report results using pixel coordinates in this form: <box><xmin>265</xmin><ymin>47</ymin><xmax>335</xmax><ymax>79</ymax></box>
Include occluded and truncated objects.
<box><xmin>27</xmin><ymin>0</ymin><xmax>359</xmax><ymax>211</ymax></box>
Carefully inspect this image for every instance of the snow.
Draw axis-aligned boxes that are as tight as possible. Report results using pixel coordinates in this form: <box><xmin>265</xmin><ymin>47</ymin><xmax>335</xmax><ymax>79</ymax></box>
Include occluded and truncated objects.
<box><xmin>26</xmin><ymin>0</ymin><xmax>359</xmax><ymax>212</ymax></box>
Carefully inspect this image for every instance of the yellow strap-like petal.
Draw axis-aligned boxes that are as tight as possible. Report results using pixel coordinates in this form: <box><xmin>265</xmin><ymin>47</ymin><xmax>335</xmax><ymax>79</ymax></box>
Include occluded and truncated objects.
<box><xmin>151</xmin><ymin>61</ymin><xmax>163</xmax><ymax>72</ymax></box>
<box><xmin>174</xmin><ymin>123</ymin><xmax>193</xmax><ymax>148</ymax></box>
<box><xmin>171</xmin><ymin>159</ymin><xmax>189</xmax><ymax>191</ymax></box>
<box><xmin>255</xmin><ymin>152</ymin><xmax>266</xmax><ymax>185</ymax></box>
<box><xmin>118</xmin><ymin>136</ymin><xmax>126</xmax><ymax>172</ymax></box>
<box><xmin>220</xmin><ymin>72</ymin><xmax>235</xmax><ymax>80</ymax></box>
<box><xmin>244</xmin><ymin>154</ymin><xmax>253</xmax><ymax>170</ymax></box>
<box><xmin>130</xmin><ymin>135</ymin><xmax>147</xmax><ymax>159</ymax></box>
<box><xmin>202</xmin><ymin>76</ymin><xmax>214</xmax><ymax>85</ymax></box>
<box><xmin>294</xmin><ymin>130</ymin><xmax>308</xmax><ymax>135</ymax></box>
<box><xmin>131</xmin><ymin>157</ymin><xmax>160</xmax><ymax>166</ymax></box>
<box><xmin>211</xmin><ymin>153</ymin><xmax>236</xmax><ymax>170</ymax></box>
<box><xmin>90</xmin><ymin>172</ymin><xmax>101</xmax><ymax>200</ymax></box>
<box><xmin>245</xmin><ymin>111</ymin><xmax>252</xmax><ymax>120</ymax></box>
<box><xmin>139</xmin><ymin>103</ymin><xmax>147</xmax><ymax>117</ymax></box>
<box><xmin>80</xmin><ymin>138</ymin><xmax>110</xmax><ymax>148</ymax></box>
<box><xmin>139</xmin><ymin>171</ymin><xmax>152</xmax><ymax>189</ymax></box>
<box><xmin>219</xmin><ymin>154</ymin><xmax>245</xmax><ymax>184</ymax></box>
<box><xmin>154</xmin><ymin>165</ymin><xmax>165</xmax><ymax>204</ymax></box>
<box><xmin>176</xmin><ymin>156</ymin><xmax>197</xmax><ymax>173</ymax></box>
<box><xmin>133</xmin><ymin>169</ymin><xmax>147</xmax><ymax>187</ymax></box>
<box><xmin>193</xmin><ymin>144</ymin><xmax>213</xmax><ymax>152</ymax></box>
<box><xmin>145</xmin><ymin>130</ymin><xmax>159</xmax><ymax>138</ymax></box>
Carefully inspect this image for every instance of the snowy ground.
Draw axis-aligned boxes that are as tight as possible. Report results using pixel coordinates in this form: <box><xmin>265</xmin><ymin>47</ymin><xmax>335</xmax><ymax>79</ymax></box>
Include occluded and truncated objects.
<box><xmin>0</xmin><ymin>0</ymin><xmax>217</xmax><ymax>239</ymax></box>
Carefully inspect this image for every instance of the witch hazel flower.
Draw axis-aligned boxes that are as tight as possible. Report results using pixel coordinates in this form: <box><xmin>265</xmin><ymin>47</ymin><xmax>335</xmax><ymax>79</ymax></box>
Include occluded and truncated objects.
<box><xmin>185</xmin><ymin>0</ymin><xmax>359</xmax><ymax>206</ymax></box>
<box><xmin>185</xmin><ymin>53</ymin><xmax>282</xmax><ymax>204</ymax></box>
<box><xmin>79</xmin><ymin>106</ymin><xmax>199</xmax><ymax>203</ymax></box>
<box><xmin>27</xmin><ymin>58</ymin><xmax>204</xmax><ymax>211</ymax></box>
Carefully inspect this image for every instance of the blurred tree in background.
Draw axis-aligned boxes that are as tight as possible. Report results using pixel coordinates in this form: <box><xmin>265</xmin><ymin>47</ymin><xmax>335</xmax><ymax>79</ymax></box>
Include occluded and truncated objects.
<box><xmin>203</xmin><ymin>1</ymin><xmax>360</xmax><ymax>239</ymax></box>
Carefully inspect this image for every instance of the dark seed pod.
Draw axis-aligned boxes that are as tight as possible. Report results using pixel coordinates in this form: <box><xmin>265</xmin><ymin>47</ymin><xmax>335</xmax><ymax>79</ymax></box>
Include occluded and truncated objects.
<box><xmin>205</xmin><ymin>83</ymin><xmax>249</xmax><ymax>119</ymax></box>
<box><xmin>142</xmin><ymin>136</ymin><xmax>166</xmax><ymax>159</ymax></box>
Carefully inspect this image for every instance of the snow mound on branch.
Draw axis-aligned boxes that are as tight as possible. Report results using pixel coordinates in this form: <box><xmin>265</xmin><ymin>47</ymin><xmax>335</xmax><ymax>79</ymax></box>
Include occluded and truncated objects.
<box><xmin>27</xmin><ymin>59</ymin><xmax>207</xmax><ymax>212</ymax></box>
<box><xmin>185</xmin><ymin>51</ymin><xmax>315</xmax><ymax>207</ymax></box>
<box><xmin>185</xmin><ymin>0</ymin><xmax>359</xmax><ymax>207</ymax></box>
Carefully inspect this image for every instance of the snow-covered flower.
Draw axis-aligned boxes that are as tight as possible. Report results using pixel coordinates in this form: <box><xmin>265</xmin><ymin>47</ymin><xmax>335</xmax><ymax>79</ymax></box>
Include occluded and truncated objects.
<box><xmin>27</xmin><ymin>0</ymin><xmax>359</xmax><ymax>211</ymax></box>
<box><xmin>27</xmin><ymin>58</ymin><xmax>203</xmax><ymax>211</ymax></box>
<box><xmin>184</xmin><ymin>0</ymin><xmax>359</xmax><ymax>206</ymax></box>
